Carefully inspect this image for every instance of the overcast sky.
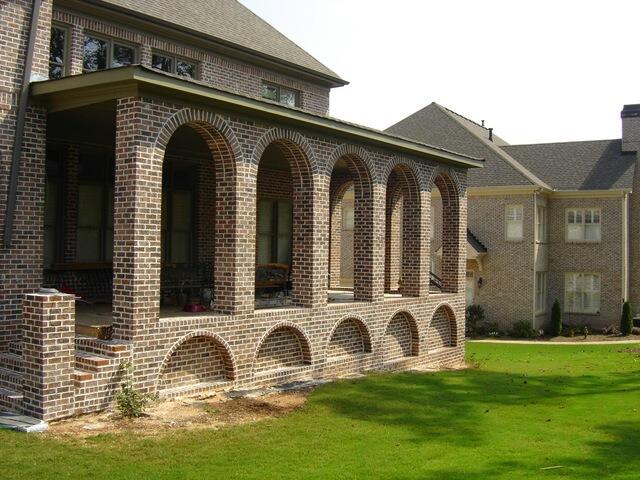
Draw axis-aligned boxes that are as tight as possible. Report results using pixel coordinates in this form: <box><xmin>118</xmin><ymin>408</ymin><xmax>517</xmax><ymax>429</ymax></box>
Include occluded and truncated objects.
<box><xmin>240</xmin><ymin>0</ymin><xmax>639</xmax><ymax>145</ymax></box>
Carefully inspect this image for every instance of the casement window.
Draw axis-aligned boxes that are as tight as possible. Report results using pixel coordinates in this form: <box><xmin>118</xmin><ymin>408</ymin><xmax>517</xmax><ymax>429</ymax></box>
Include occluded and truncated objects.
<box><xmin>152</xmin><ymin>52</ymin><xmax>198</xmax><ymax>79</ymax></box>
<box><xmin>261</xmin><ymin>82</ymin><xmax>300</xmax><ymax>107</ymax></box>
<box><xmin>565</xmin><ymin>273</ymin><xmax>601</xmax><ymax>314</ymax></box>
<box><xmin>256</xmin><ymin>199</ymin><xmax>293</xmax><ymax>266</ymax></box>
<box><xmin>161</xmin><ymin>163</ymin><xmax>195</xmax><ymax>264</ymax></box>
<box><xmin>566</xmin><ymin>208</ymin><xmax>601</xmax><ymax>242</ymax></box>
<box><xmin>536</xmin><ymin>205</ymin><xmax>547</xmax><ymax>243</ymax></box>
<box><xmin>505</xmin><ymin>204</ymin><xmax>524</xmax><ymax>241</ymax></box>
<box><xmin>535</xmin><ymin>271</ymin><xmax>547</xmax><ymax>314</ymax></box>
<box><xmin>83</xmin><ymin>34</ymin><xmax>137</xmax><ymax>72</ymax></box>
<box><xmin>49</xmin><ymin>25</ymin><xmax>68</xmax><ymax>79</ymax></box>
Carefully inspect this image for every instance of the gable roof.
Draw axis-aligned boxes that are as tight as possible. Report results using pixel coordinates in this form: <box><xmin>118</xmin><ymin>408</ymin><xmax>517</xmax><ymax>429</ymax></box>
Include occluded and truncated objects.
<box><xmin>386</xmin><ymin>103</ymin><xmax>549</xmax><ymax>188</ymax></box>
<box><xmin>83</xmin><ymin>0</ymin><xmax>345</xmax><ymax>85</ymax></box>
<box><xmin>503</xmin><ymin>140</ymin><xmax>636</xmax><ymax>191</ymax></box>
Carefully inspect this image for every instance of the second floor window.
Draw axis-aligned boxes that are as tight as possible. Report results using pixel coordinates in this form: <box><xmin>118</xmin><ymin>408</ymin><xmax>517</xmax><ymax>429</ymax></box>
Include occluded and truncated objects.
<box><xmin>152</xmin><ymin>52</ymin><xmax>198</xmax><ymax>79</ymax></box>
<box><xmin>566</xmin><ymin>208</ymin><xmax>601</xmax><ymax>242</ymax></box>
<box><xmin>262</xmin><ymin>82</ymin><xmax>299</xmax><ymax>107</ymax></box>
<box><xmin>565</xmin><ymin>273</ymin><xmax>600</xmax><ymax>314</ymax></box>
<box><xmin>49</xmin><ymin>25</ymin><xmax>68</xmax><ymax>79</ymax></box>
<box><xmin>505</xmin><ymin>204</ymin><xmax>523</xmax><ymax>241</ymax></box>
<box><xmin>83</xmin><ymin>35</ymin><xmax>137</xmax><ymax>72</ymax></box>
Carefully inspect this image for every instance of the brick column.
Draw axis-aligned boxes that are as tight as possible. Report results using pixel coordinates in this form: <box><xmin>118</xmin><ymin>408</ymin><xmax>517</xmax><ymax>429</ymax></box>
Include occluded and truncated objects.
<box><xmin>69</xmin><ymin>24</ymin><xmax>84</xmax><ymax>75</ymax></box>
<box><xmin>112</xmin><ymin>98</ymin><xmax>161</xmax><ymax>341</ymax></box>
<box><xmin>370</xmin><ymin>183</ymin><xmax>386</xmax><ymax>302</ymax></box>
<box><xmin>22</xmin><ymin>291</ymin><xmax>75</xmax><ymax>421</ymax></box>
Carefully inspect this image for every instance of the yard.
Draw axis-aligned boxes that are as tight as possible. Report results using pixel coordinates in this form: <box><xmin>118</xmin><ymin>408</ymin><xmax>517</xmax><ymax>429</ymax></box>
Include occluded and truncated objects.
<box><xmin>1</xmin><ymin>342</ymin><xmax>639</xmax><ymax>479</ymax></box>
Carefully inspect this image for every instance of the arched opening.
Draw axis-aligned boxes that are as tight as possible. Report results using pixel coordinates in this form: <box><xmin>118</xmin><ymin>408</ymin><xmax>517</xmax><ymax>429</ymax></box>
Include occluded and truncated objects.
<box><xmin>327</xmin><ymin>318</ymin><xmax>372</xmax><ymax>359</ymax></box>
<box><xmin>384</xmin><ymin>164</ymin><xmax>421</xmax><ymax>297</ymax></box>
<box><xmin>158</xmin><ymin>334</ymin><xmax>235</xmax><ymax>396</ymax></box>
<box><xmin>428</xmin><ymin>305</ymin><xmax>457</xmax><ymax>350</ymax></box>
<box><xmin>383</xmin><ymin>311</ymin><xmax>419</xmax><ymax>363</ymax></box>
<box><xmin>159</xmin><ymin>122</ymin><xmax>237</xmax><ymax>315</ymax></box>
<box><xmin>430</xmin><ymin>173</ymin><xmax>460</xmax><ymax>293</ymax></box>
<box><xmin>327</xmin><ymin>153</ymin><xmax>374</xmax><ymax>303</ymax></box>
<box><xmin>253</xmin><ymin>325</ymin><xmax>312</xmax><ymax>375</ymax></box>
<box><xmin>255</xmin><ymin>139</ymin><xmax>313</xmax><ymax>309</ymax></box>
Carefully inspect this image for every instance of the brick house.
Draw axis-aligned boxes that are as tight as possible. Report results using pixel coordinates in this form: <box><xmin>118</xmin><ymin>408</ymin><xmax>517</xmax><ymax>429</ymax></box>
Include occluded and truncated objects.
<box><xmin>388</xmin><ymin>102</ymin><xmax>639</xmax><ymax>332</ymax></box>
<box><xmin>0</xmin><ymin>1</ymin><xmax>479</xmax><ymax>420</ymax></box>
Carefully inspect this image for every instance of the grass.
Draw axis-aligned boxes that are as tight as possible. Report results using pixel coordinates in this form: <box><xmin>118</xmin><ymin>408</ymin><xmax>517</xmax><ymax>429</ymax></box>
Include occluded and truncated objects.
<box><xmin>2</xmin><ymin>342</ymin><xmax>640</xmax><ymax>479</ymax></box>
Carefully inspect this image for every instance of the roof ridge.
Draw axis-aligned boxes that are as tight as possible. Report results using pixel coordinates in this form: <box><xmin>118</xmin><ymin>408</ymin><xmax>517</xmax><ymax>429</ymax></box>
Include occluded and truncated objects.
<box><xmin>437</xmin><ymin>103</ymin><xmax>491</xmax><ymax>131</ymax></box>
<box><xmin>506</xmin><ymin>138</ymin><xmax>620</xmax><ymax>148</ymax></box>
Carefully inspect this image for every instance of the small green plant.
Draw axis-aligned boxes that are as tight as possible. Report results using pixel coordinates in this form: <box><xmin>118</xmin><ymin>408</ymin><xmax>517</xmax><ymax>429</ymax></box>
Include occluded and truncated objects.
<box><xmin>510</xmin><ymin>321</ymin><xmax>538</xmax><ymax>339</ymax></box>
<box><xmin>115</xmin><ymin>361</ymin><xmax>154</xmax><ymax>418</ymax></box>
<box><xmin>465</xmin><ymin>304</ymin><xmax>485</xmax><ymax>336</ymax></box>
<box><xmin>476</xmin><ymin>321</ymin><xmax>502</xmax><ymax>337</ymax></box>
<box><xmin>550</xmin><ymin>300</ymin><xmax>562</xmax><ymax>337</ymax></box>
<box><xmin>621</xmin><ymin>301</ymin><xmax>633</xmax><ymax>336</ymax></box>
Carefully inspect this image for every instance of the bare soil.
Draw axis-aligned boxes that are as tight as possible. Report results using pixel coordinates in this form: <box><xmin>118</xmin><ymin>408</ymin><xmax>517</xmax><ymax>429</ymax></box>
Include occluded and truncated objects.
<box><xmin>46</xmin><ymin>391</ymin><xmax>309</xmax><ymax>440</ymax></box>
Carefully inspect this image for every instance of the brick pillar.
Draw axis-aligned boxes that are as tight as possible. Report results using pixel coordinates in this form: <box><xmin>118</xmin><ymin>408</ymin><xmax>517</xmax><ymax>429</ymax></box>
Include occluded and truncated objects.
<box><xmin>69</xmin><ymin>24</ymin><xmax>84</xmax><ymax>75</ymax></box>
<box><xmin>22</xmin><ymin>291</ymin><xmax>75</xmax><ymax>421</ymax></box>
<box><xmin>112</xmin><ymin>98</ymin><xmax>161</xmax><ymax>341</ymax></box>
<box><xmin>308</xmin><ymin>172</ymin><xmax>328</xmax><ymax>307</ymax></box>
<box><xmin>63</xmin><ymin>145</ymin><xmax>79</xmax><ymax>262</ymax></box>
<box><xmin>370</xmin><ymin>183</ymin><xmax>386</xmax><ymax>302</ymax></box>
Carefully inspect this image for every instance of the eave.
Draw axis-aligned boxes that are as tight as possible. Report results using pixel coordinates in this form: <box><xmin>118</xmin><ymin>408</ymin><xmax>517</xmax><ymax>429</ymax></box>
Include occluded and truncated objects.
<box><xmin>30</xmin><ymin>66</ymin><xmax>484</xmax><ymax>170</ymax></box>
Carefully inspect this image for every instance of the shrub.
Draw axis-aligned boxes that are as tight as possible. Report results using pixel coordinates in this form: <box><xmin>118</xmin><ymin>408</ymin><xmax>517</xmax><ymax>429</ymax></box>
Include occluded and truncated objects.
<box><xmin>632</xmin><ymin>327</ymin><xmax>640</xmax><ymax>336</ymax></box>
<box><xmin>465</xmin><ymin>305</ymin><xmax>485</xmax><ymax>335</ymax></box>
<box><xmin>476</xmin><ymin>321</ymin><xmax>502</xmax><ymax>337</ymax></box>
<box><xmin>549</xmin><ymin>300</ymin><xmax>562</xmax><ymax>337</ymax></box>
<box><xmin>510</xmin><ymin>320</ymin><xmax>538</xmax><ymax>339</ymax></box>
<box><xmin>115</xmin><ymin>361</ymin><xmax>154</xmax><ymax>418</ymax></box>
<box><xmin>621</xmin><ymin>301</ymin><xmax>633</xmax><ymax>336</ymax></box>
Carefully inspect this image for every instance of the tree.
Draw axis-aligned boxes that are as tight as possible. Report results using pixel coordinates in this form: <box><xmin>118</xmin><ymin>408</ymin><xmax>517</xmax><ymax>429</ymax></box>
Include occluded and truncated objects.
<box><xmin>550</xmin><ymin>300</ymin><xmax>562</xmax><ymax>337</ymax></box>
<box><xmin>621</xmin><ymin>301</ymin><xmax>633</xmax><ymax>336</ymax></box>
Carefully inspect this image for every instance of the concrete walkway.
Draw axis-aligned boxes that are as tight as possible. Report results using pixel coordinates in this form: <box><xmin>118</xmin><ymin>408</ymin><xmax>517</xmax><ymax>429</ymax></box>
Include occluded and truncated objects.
<box><xmin>468</xmin><ymin>338</ymin><xmax>640</xmax><ymax>345</ymax></box>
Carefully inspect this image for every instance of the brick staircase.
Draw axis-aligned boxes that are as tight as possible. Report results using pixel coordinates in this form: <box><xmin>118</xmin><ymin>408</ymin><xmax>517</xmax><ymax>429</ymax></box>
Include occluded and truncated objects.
<box><xmin>0</xmin><ymin>342</ymin><xmax>24</xmax><ymax>412</ymax></box>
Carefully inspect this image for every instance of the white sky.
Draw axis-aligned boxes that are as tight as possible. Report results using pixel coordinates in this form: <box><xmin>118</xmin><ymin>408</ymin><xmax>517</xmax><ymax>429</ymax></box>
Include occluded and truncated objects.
<box><xmin>240</xmin><ymin>0</ymin><xmax>639</xmax><ymax>145</ymax></box>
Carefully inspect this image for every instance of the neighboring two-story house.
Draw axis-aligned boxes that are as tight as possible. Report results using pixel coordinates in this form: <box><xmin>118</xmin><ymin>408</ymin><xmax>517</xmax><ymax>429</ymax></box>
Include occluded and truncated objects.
<box><xmin>0</xmin><ymin>1</ymin><xmax>479</xmax><ymax>421</ymax></box>
<box><xmin>388</xmin><ymin>102</ymin><xmax>639</xmax><ymax>332</ymax></box>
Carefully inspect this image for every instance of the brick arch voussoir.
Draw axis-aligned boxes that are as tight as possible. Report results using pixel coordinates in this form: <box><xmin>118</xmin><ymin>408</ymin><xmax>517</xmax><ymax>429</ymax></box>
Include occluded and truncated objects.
<box><xmin>383</xmin><ymin>156</ymin><xmax>425</xmax><ymax>196</ymax></box>
<box><xmin>429</xmin><ymin>303</ymin><xmax>458</xmax><ymax>348</ymax></box>
<box><xmin>155</xmin><ymin>330</ymin><xmax>237</xmax><ymax>391</ymax></box>
<box><xmin>252</xmin><ymin>321</ymin><xmax>314</xmax><ymax>369</ymax></box>
<box><xmin>327</xmin><ymin>144</ymin><xmax>377</xmax><ymax>193</ymax></box>
<box><xmin>252</xmin><ymin>127</ymin><xmax>318</xmax><ymax>182</ymax></box>
<box><xmin>325</xmin><ymin>314</ymin><xmax>373</xmax><ymax>357</ymax></box>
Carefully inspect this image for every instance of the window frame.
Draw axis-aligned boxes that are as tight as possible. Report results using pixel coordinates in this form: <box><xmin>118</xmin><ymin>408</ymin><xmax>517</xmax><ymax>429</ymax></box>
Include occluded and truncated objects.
<box><xmin>261</xmin><ymin>81</ymin><xmax>301</xmax><ymax>108</ymax></box>
<box><xmin>49</xmin><ymin>23</ymin><xmax>70</xmax><ymax>79</ymax></box>
<box><xmin>536</xmin><ymin>204</ymin><xmax>547</xmax><ymax>243</ymax></box>
<box><xmin>505</xmin><ymin>204</ymin><xmax>524</xmax><ymax>242</ymax></box>
<box><xmin>535</xmin><ymin>271</ymin><xmax>547</xmax><ymax>314</ymax></box>
<box><xmin>82</xmin><ymin>33</ymin><xmax>139</xmax><ymax>73</ymax></box>
<box><xmin>565</xmin><ymin>208</ymin><xmax>601</xmax><ymax>243</ymax></box>
<box><xmin>256</xmin><ymin>198</ymin><xmax>293</xmax><ymax>266</ymax></box>
<box><xmin>564</xmin><ymin>272</ymin><xmax>601</xmax><ymax>314</ymax></box>
<box><xmin>161</xmin><ymin>161</ymin><xmax>196</xmax><ymax>265</ymax></box>
<box><xmin>151</xmin><ymin>50</ymin><xmax>199</xmax><ymax>79</ymax></box>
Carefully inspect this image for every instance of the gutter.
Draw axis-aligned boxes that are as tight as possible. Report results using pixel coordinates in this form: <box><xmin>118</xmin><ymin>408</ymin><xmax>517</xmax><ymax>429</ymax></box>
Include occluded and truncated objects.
<box><xmin>4</xmin><ymin>0</ymin><xmax>43</xmax><ymax>248</ymax></box>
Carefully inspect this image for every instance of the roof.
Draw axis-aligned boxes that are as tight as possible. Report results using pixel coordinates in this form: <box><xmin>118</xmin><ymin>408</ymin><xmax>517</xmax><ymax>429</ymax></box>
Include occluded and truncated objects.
<box><xmin>82</xmin><ymin>0</ymin><xmax>345</xmax><ymax>85</ymax></box>
<box><xmin>467</xmin><ymin>229</ymin><xmax>487</xmax><ymax>253</ymax></box>
<box><xmin>503</xmin><ymin>140</ymin><xmax>636</xmax><ymax>191</ymax></box>
<box><xmin>30</xmin><ymin>66</ymin><xmax>483</xmax><ymax>169</ymax></box>
<box><xmin>386</xmin><ymin>103</ymin><xmax>547</xmax><ymax>188</ymax></box>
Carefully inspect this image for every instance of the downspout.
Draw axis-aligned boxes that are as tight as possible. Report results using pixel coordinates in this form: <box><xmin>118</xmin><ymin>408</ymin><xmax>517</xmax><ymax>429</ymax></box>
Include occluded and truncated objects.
<box><xmin>3</xmin><ymin>0</ymin><xmax>44</xmax><ymax>248</ymax></box>
<box><xmin>622</xmin><ymin>192</ymin><xmax>630</xmax><ymax>302</ymax></box>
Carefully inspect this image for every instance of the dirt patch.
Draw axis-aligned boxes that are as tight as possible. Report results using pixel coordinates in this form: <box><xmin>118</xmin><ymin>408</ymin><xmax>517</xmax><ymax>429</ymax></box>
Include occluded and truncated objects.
<box><xmin>46</xmin><ymin>391</ymin><xmax>309</xmax><ymax>440</ymax></box>
<box><xmin>471</xmin><ymin>334</ymin><xmax>640</xmax><ymax>343</ymax></box>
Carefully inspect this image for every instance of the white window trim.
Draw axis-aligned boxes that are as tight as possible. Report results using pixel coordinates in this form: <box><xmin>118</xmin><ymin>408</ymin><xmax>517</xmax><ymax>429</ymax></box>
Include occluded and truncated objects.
<box><xmin>535</xmin><ymin>271</ymin><xmax>547</xmax><ymax>314</ymax></box>
<box><xmin>564</xmin><ymin>272</ymin><xmax>601</xmax><ymax>314</ymax></box>
<box><xmin>565</xmin><ymin>208</ymin><xmax>601</xmax><ymax>243</ymax></box>
<box><xmin>505</xmin><ymin>204</ymin><xmax>524</xmax><ymax>242</ymax></box>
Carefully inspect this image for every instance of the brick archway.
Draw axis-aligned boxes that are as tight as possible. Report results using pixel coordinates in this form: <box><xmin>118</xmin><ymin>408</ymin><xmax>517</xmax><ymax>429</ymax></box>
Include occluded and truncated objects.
<box><xmin>326</xmin><ymin>315</ymin><xmax>373</xmax><ymax>359</ymax></box>
<box><xmin>382</xmin><ymin>310</ymin><xmax>420</xmax><ymax>362</ymax></box>
<box><xmin>252</xmin><ymin>322</ymin><xmax>313</xmax><ymax>375</ymax></box>
<box><xmin>428</xmin><ymin>303</ymin><xmax>457</xmax><ymax>349</ymax></box>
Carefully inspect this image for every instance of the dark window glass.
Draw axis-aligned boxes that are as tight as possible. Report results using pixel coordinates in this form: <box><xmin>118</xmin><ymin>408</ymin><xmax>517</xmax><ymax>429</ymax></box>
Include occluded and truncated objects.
<box><xmin>83</xmin><ymin>36</ymin><xmax>108</xmax><ymax>71</ymax></box>
<box><xmin>256</xmin><ymin>199</ymin><xmax>292</xmax><ymax>265</ymax></box>
<box><xmin>262</xmin><ymin>84</ymin><xmax>278</xmax><ymax>101</ymax></box>
<box><xmin>280</xmin><ymin>88</ymin><xmax>297</xmax><ymax>107</ymax></box>
<box><xmin>176</xmin><ymin>59</ymin><xmax>197</xmax><ymax>79</ymax></box>
<box><xmin>49</xmin><ymin>26</ymin><xmax>66</xmax><ymax>79</ymax></box>
<box><xmin>262</xmin><ymin>83</ymin><xmax>299</xmax><ymax>107</ymax></box>
<box><xmin>112</xmin><ymin>43</ymin><xmax>135</xmax><ymax>67</ymax></box>
<box><xmin>152</xmin><ymin>53</ymin><xmax>172</xmax><ymax>73</ymax></box>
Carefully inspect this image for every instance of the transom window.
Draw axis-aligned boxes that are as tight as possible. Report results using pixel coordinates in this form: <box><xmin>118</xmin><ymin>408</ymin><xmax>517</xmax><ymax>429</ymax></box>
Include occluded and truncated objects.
<box><xmin>49</xmin><ymin>25</ymin><xmax>68</xmax><ymax>79</ymax></box>
<box><xmin>505</xmin><ymin>204</ymin><xmax>523</xmax><ymax>241</ymax></box>
<box><xmin>83</xmin><ymin>34</ymin><xmax>137</xmax><ymax>72</ymax></box>
<box><xmin>536</xmin><ymin>205</ymin><xmax>547</xmax><ymax>243</ymax></box>
<box><xmin>535</xmin><ymin>271</ymin><xmax>547</xmax><ymax>314</ymax></box>
<box><xmin>566</xmin><ymin>208</ymin><xmax>601</xmax><ymax>242</ymax></box>
<box><xmin>261</xmin><ymin>82</ymin><xmax>300</xmax><ymax>107</ymax></box>
<box><xmin>565</xmin><ymin>273</ymin><xmax>600</xmax><ymax>314</ymax></box>
<box><xmin>151</xmin><ymin>52</ymin><xmax>198</xmax><ymax>79</ymax></box>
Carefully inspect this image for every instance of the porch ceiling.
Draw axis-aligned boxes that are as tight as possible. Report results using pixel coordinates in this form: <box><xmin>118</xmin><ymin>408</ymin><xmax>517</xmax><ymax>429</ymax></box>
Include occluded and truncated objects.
<box><xmin>30</xmin><ymin>66</ymin><xmax>484</xmax><ymax>170</ymax></box>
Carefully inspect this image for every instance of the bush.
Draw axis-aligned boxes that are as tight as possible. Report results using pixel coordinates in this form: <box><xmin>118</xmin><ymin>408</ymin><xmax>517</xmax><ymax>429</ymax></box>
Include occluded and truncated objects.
<box><xmin>465</xmin><ymin>305</ymin><xmax>485</xmax><ymax>335</ymax></box>
<box><xmin>115</xmin><ymin>361</ymin><xmax>154</xmax><ymax>418</ymax></box>
<box><xmin>510</xmin><ymin>320</ymin><xmax>538</xmax><ymax>339</ymax></box>
<box><xmin>476</xmin><ymin>321</ymin><xmax>502</xmax><ymax>337</ymax></box>
<box><xmin>632</xmin><ymin>327</ymin><xmax>640</xmax><ymax>336</ymax></box>
<box><xmin>549</xmin><ymin>300</ymin><xmax>562</xmax><ymax>337</ymax></box>
<box><xmin>621</xmin><ymin>301</ymin><xmax>633</xmax><ymax>336</ymax></box>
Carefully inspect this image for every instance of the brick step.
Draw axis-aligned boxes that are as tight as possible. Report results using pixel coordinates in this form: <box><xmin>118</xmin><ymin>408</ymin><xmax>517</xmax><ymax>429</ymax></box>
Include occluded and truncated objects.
<box><xmin>0</xmin><ymin>352</ymin><xmax>22</xmax><ymax>372</ymax></box>
<box><xmin>159</xmin><ymin>380</ymin><xmax>230</xmax><ymax>399</ymax></box>
<box><xmin>76</xmin><ymin>324</ymin><xmax>113</xmax><ymax>340</ymax></box>
<box><xmin>0</xmin><ymin>367</ymin><xmax>22</xmax><ymax>391</ymax></box>
<box><xmin>76</xmin><ymin>338</ymin><xmax>130</xmax><ymax>358</ymax></box>
<box><xmin>0</xmin><ymin>387</ymin><xmax>23</xmax><ymax>412</ymax></box>
<box><xmin>73</xmin><ymin>369</ymin><xmax>94</xmax><ymax>384</ymax></box>
<box><xmin>75</xmin><ymin>351</ymin><xmax>111</xmax><ymax>371</ymax></box>
<box><xmin>8</xmin><ymin>342</ymin><xmax>22</xmax><ymax>356</ymax></box>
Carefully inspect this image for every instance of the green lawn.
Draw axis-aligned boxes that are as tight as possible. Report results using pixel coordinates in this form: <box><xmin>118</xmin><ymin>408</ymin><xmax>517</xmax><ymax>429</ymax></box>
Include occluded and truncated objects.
<box><xmin>2</xmin><ymin>343</ymin><xmax>639</xmax><ymax>479</ymax></box>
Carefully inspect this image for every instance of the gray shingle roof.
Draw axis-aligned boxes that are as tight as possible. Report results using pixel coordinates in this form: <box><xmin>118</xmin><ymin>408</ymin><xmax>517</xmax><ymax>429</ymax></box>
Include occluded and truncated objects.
<box><xmin>386</xmin><ymin>103</ymin><xmax>540</xmax><ymax>188</ymax></box>
<box><xmin>503</xmin><ymin>140</ymin><xmax>636</xmax><ymax>190</ymax></box>
<box><xmin>92</xmin><ymin>0</ymin><xmax>344</xmax><ymax>83</ymax></box>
